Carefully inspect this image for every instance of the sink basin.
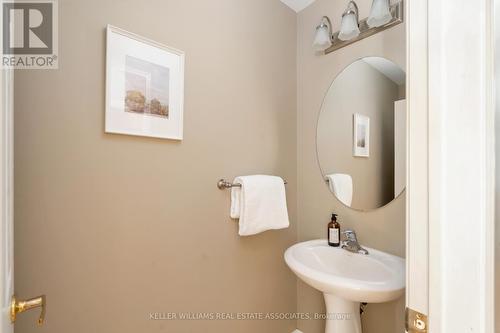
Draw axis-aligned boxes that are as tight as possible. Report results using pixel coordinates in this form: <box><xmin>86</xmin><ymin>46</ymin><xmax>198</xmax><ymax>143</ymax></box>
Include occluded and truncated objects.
<box><xmin>284</xmin><ymin>239</ymin><xmax>405</xmax><ymax>333</ymax></box>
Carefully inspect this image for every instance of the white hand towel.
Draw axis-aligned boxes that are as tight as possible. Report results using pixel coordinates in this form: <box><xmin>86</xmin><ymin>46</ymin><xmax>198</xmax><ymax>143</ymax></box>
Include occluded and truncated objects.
<box><xmin>230</xmin><ymin>175</ymin><xmax>289</xmax><ymax>236</ymax></box>
<box><xmin>326</xmin><ymin>173</ymin><xmax>353</xmax><ymax>207</ymax></box>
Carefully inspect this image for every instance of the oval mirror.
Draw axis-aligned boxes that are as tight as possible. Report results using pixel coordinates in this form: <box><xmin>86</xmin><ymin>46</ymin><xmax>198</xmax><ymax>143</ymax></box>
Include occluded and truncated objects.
<box><xmin>317</xmin><ymin>57</ymin><xmax>406</xmax><ymax>211</ymax></box>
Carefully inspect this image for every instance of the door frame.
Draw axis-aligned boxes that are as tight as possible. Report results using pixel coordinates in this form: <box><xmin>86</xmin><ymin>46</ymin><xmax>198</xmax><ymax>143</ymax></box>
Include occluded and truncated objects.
<box><xmin>406</xmin><ymin>0</ymin><xmax>429</xmax><ymax>320</ymax></box>
<box><xmin>407</xmin><ymin>0</ymin><xmax>495</xmax><ymax>331</ymax></box>
<box><xmin>0</xmin><ymin>67</ymin><xmax>14</xmax><ymax>332</ymax></box>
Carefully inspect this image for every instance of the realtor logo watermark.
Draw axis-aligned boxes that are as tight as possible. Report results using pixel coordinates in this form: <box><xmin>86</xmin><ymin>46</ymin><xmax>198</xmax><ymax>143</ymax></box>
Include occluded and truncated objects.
<box><xmin>2</xmin><ymin>0</ymin><xmax>58</xmax><ymax>69</ymax></box>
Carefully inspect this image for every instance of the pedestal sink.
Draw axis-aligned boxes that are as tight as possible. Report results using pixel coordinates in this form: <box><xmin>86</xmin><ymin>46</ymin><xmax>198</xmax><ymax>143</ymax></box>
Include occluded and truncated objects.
<box><xmin>284</xmin><ymin>239</ymin><xmax>405</xmax><ymax>333</ymax></box>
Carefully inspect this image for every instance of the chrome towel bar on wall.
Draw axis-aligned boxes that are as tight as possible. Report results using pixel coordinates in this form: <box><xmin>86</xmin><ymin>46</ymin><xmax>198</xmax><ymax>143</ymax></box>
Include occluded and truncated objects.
<box><xmin>217</xmin><ymin>179</ymin><xmax>288</xmax><ymax>190</ymax></box>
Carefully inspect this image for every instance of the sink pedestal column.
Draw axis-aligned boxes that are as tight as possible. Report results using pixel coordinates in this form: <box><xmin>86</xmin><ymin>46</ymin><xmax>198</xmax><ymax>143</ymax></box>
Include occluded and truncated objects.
<box><xmin>323</xmin><ymin>293</ymin><xmax>362</xmax><ymax>333</ymax></box>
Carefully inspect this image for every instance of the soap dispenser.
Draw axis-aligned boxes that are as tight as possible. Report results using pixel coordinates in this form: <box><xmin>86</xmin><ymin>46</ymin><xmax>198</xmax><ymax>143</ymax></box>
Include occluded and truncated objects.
<box><xmin>328</xmin><ymin>213</ymin><xmax>341</xmax><ymax>247</ymax></box>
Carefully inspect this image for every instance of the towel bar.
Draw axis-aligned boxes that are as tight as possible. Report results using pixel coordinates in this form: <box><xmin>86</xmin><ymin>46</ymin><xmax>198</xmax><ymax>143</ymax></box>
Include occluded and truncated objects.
<box><xmin>217</xmin><ymin>178</ymin><xmax>288</xmax><ymax>190</ymax></box>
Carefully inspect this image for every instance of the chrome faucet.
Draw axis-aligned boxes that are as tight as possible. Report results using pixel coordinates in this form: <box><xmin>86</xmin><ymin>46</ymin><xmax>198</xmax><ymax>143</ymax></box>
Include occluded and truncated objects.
<box><xmin>341</xmin><ymin>230</ymin><xmax>369</xmax><ymax>255</ymax></box>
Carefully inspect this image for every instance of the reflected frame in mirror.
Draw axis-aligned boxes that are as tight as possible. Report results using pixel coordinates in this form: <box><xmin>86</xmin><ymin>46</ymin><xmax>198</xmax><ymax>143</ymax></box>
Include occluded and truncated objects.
<box><xmin>353</xmin><ymin>113</ymin><xmax>370</xmax><ymax>157</ymax></box>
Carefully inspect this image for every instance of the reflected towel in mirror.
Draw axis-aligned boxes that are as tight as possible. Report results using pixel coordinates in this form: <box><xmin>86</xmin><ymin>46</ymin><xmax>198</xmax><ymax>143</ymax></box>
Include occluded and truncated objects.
<box><xmin>326</xmin><ymin>173</ymin><xmax>353</xmax><ymax>206</ymax></box>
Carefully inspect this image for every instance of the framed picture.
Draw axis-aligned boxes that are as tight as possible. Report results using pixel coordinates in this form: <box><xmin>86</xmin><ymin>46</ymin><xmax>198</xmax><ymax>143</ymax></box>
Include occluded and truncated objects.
<box><xmin>105</xmin><ymin>25</ymin><xmax>185</xmax><ymax>140</ymax></box>
<box><xmin>353</xmin><ymin>113</ymin><xmax>370</xmax><ymax>157</ymax></box>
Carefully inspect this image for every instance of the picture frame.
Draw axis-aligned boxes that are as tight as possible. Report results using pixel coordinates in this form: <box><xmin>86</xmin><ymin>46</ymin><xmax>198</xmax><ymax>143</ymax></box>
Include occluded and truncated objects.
<box><xmin>105</xmin><ymin>25</ymin><xmax>185</xmax><ymax>140</ymax></box>
<box><xmin>353</xmin><ymin>113</ymin><xmax>370</xmax><ymax>157</ymax></box>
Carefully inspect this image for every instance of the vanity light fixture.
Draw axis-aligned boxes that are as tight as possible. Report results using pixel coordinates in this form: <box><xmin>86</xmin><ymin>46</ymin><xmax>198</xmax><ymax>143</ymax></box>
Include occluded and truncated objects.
<box><xmin>338</xmin><ymin>1</ymin><xmax>360</xmax><ymax>41</ymax></box>
<box><xmin>367</xmin><ymin>0</ymin><xmax>392</xmax><ymax>28</ymax></box>
<box><xmin>313</xmin><ymin>16</ymin><xmax>333</xmax><ymax>52</ymax></box>
<box><xmin>314</xmin><ymin>0</ymin><xmax>403</xmax><ymax>54</ymax></box>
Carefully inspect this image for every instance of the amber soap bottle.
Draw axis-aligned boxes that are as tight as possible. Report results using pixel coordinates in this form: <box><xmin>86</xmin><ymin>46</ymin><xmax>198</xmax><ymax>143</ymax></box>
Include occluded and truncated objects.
<box><xmin>328</xmin><ymin>213</ymin><xmax>341</xmax><ymax>247</ymax></box>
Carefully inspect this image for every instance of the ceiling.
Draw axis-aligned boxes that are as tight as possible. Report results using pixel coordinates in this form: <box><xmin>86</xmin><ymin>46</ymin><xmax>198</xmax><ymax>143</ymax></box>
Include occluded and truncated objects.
<box><xmin>280</xmin><ymin>0</ymin><xmax>316</xmax><ymax>12</ymax></box>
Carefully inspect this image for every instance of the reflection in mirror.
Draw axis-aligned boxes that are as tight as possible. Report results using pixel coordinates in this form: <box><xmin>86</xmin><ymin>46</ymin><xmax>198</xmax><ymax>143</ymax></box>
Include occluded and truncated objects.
<box><xmin>317</xmin><ymin>57</ymin><xmax>406</xmax><ymax>211</ymax></box>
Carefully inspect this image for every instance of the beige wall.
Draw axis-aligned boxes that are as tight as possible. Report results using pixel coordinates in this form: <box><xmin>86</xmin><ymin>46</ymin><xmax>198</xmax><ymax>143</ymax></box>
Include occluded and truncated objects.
<box><xmin>297</xmin><ymin>0</ymin><xmax>406</xmax><ymax>332</ymax></box>
<box><xmin>495</xmin><ymin>2</ymin><xmax>500</xmax><ymax>328</ymax></box>
<box><xmin>317</xmin><ymin>60</ymin><xmax>400</xmax><ymax>209</ymax></box>
<box><xmin>495</xmin><ymin>93</ymin><xmax>499</xmax><ymax>333</ymax></box>
<box><xmin>13</xmin><ymin>1</ymin><xmax>298</xmax><ymax>333</ymax></box>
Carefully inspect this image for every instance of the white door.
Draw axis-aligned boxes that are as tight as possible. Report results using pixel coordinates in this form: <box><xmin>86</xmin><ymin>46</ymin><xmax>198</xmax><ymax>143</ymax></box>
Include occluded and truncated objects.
<box><xmin>406</xmin><ymin>0</ymin><xmax>495</xmax><ymax>332</ymax></box>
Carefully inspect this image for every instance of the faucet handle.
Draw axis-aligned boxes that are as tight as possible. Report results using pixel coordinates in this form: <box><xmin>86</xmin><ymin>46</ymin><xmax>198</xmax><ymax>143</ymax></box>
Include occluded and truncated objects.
<box><xmin>342</xmin><ymin>230</ymin><xmax>357</xmax><ymax>241</ymax></box>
